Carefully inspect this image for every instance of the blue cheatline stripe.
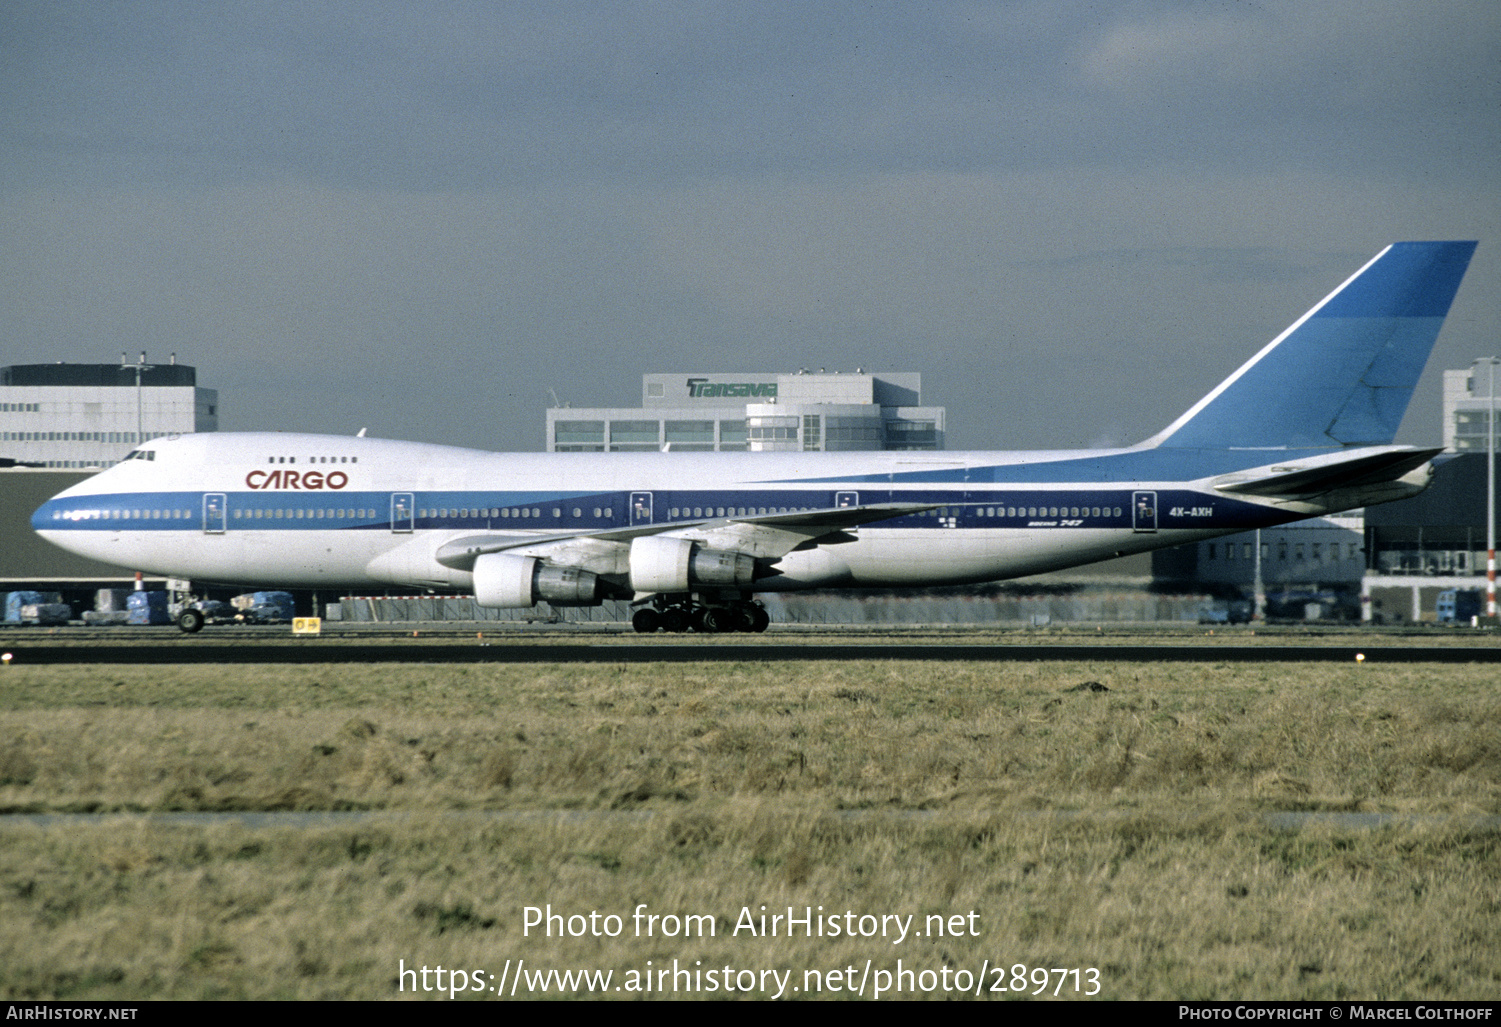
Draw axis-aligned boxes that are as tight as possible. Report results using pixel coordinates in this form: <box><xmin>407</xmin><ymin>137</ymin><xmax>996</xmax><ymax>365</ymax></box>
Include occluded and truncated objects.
<box><xmin>35</xmin><ymin>487</ymin><xmax>1281</xmax><ymax>533</ymax></box>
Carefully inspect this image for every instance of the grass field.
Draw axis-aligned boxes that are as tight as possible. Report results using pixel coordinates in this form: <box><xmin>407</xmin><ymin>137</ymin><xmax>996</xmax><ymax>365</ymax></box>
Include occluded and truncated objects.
<box><xmin>2</xmin><ymin>656</ymin><xmax>1497</xmax><ymax>1000</ymax></box>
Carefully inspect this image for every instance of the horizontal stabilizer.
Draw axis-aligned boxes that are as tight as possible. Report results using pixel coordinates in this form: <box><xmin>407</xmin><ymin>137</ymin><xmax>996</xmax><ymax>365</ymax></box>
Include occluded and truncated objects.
<box><xmin>1211</xmin><ymin>446</ymin><xmax>1442</xmax><ymax>498</ymax></box>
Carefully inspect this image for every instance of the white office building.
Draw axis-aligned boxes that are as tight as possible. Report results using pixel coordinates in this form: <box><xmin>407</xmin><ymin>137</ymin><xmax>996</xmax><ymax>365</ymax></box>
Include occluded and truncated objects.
<box><xmin>1</xmin><ymin>359</ymin><xmax>218</xmax><ymax>469</ymax></box>
<box><xmin>1443</xmin><ymin>366</ymin><xmax>1501</xmax><ymax>453</ymax></box>
<box><xmin>547</xmin><ymin>371</ymin><xmax>945</xmax><ymax>453</ymax></box>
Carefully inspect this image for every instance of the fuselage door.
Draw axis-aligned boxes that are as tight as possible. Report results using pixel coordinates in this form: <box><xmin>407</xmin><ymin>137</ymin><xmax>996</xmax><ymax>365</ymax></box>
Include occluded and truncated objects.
<box><xmin>1132</xmin><ymin>491</ymin><xmax>1158</xmax><ymax>533</ymax></box>
<box><xmin>391</xmin><ymin>493</ymin><xmax>415</xmax><ymax>533</ymax></box>
<box><xmin>630</xmin><ymin>492</ymin><xmax>653</xmax><ymax>525</ymax></box>
<box><xmin>834</xmin><ymin>490</ymin><xmax>859</xmax><ymax>508</ymax></box>
<box><xmin>203</xmin><ymin>493</ymin><xmax>226</xmax><ymax>534</ymax></box>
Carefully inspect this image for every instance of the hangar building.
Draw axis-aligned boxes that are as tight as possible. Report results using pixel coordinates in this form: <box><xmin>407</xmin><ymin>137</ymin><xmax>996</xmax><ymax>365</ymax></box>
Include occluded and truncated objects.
<box><xmin>1154</xmin><ymin>453</ymin><xmax>1499</xmax><ymax>622</ymax></box>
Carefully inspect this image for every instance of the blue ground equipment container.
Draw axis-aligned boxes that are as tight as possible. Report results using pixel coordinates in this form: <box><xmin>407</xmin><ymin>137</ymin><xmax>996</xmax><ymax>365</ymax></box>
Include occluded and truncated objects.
<box><xmin>6</xmin><ymin>592</ymin><xmax>63</xmax><ymax>623</ymax></box>
<box><xmin>126</xmin><ymin>591</ymin><xmax>172</xmax><ymax>625</ymax></box>
<box><xmin>20</xmin><ymin>603</ymin><xmax>71</xmax><ymax>625</ymax></box>
<box><xmin>1436</xmin><ymin>589</ymin><xmax>1483</xmax><ymax>624</ymax></box>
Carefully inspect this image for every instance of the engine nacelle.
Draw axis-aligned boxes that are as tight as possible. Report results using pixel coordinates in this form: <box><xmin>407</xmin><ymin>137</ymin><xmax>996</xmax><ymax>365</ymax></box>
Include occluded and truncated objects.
<box><xmin>473</xmin><ymin>553</ymin><xmax>603</xmax><ymax>607</ymax></box>
<box><xmin>628</xmin><ymin>536</ymin><xmax>755</xmax><ymax>593</ymax></box>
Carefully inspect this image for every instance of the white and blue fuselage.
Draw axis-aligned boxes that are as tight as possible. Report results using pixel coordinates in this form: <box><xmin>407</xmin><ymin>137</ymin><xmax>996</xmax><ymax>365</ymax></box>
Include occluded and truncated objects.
<box><xmin>29</xmin><ymin>434</ymin><xmax>1429</xmax><ymax>590</ymax></box>
<box><xmin>31</xmin><ymin>242</ymin><xmax>1478</xmax><ymax>629</ymax></box>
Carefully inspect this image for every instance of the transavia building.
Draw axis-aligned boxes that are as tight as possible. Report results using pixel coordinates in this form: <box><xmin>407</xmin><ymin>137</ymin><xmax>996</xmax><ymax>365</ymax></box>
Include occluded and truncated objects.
<box><xmin>1</xmin><ymin>356</ymin><xmax>218</xmax><ymax>470</ymax></box>
<box><xmin>546</xmin><ymin>371</ymin><xmax>945</xmax><ymax>453</ymax></box>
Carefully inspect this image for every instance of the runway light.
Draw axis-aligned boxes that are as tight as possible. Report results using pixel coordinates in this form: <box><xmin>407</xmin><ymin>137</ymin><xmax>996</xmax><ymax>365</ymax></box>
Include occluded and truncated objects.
<box><xmin>2</xmin><ymin>653</ymin><xmax>11</xmax><ymax>666</ymax></box>
<box><xmin>1355</xmin><ymin>653</ymin><xmax>1366</xmax><ymax>663</ymax></box>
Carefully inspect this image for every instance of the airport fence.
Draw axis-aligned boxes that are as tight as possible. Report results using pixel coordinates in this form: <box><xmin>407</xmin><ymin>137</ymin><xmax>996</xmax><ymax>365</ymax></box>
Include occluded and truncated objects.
<box><xmin>333</xmin><ymin>596</ymin><xmax>632</xmax><ymax>624</ymax></box>
<box><xmin>333</xmin><ymin>591</ymin><xmax>1216</xmax><ymax>626</ymax></box>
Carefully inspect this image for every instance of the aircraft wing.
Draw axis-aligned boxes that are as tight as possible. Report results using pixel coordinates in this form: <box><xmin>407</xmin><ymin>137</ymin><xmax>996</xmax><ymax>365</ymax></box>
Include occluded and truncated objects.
<box><xmin>434</xmin><ymin>501</ymin><xmax>938</xmax><ymax>571</ymax></box>
<box><xmin>1209</xmin><ymin>446</ymin><xmax>1442</xmax><ymax>498</ymax></box>
<box><xmin>662</xmin><ymin>501</ymin><xmax>941</xmax><ymax>559</ymax></box>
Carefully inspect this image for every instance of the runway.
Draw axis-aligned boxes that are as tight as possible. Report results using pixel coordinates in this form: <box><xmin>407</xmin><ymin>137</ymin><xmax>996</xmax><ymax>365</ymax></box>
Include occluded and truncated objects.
<box><xmin>6</xmin><ymin>639</ymin><xmax>1499</xmax><ymax>664</ymax></box>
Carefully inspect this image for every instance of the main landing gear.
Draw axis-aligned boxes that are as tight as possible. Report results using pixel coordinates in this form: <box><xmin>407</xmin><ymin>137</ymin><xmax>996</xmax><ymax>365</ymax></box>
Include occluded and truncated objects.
<box><xmin>632</xmin><ymin>596</ymin><xmax>770</xmax><ymax>634</ymax></box>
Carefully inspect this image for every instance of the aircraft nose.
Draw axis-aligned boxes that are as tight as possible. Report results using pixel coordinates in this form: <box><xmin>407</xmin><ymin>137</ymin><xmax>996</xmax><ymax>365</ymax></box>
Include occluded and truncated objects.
<box><xmin>31</xmin><ymin>497</ymin><xmax>59</xmax><ymax>533</ymax></box>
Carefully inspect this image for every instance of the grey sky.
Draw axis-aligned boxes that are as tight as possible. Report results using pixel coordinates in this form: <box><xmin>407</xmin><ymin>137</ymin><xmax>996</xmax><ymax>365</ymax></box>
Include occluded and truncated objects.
<box><xmin>4</xmin><ymin>0</ymin><xmax>1498</xmax><ymax>452</ymax></box>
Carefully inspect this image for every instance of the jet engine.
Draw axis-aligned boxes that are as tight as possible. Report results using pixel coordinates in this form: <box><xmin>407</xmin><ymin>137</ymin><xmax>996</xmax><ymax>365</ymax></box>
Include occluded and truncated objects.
<box><xmin>628</xmin><ymin>535</ymin><xmax>755</xmax><ymax>593</ymax></box>
<box><xmin>473</xmin><ymin>553</ymin><xmax>603</xmax><ymax>607</ymax></box>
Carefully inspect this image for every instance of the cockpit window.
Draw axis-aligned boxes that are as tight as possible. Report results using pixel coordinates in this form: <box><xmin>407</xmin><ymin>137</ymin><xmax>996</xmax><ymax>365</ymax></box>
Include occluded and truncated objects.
<box><xmin>124</xmin><ymin>450</ymin><xmax>157</xmax><ymax>461</ymax></box>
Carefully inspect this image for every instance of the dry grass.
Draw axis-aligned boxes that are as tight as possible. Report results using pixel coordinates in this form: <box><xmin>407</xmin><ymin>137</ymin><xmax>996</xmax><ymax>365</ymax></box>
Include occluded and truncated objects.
<box><xmin>1</xmin><ymin>660</ymin><xmax>1498</xmax><ymax>1000</ymax></box>
<box><xmin>1</xmin><ymin>662</ymin><xmax>1497</xmax><ymax>816</ymax></box>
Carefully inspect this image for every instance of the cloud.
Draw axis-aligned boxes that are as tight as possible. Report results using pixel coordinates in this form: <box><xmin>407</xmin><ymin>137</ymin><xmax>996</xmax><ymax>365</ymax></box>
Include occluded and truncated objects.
<box><xmin>1</xmin><ymin>2</ymin><xmax>1497</xmax><ymax>452</ymax></box>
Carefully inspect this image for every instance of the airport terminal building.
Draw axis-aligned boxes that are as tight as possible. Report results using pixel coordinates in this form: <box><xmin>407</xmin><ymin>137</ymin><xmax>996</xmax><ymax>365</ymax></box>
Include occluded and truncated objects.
<box><xmin>546</xmin><ymin>371</ymin><xmax>945</xmax><ymax>453</ymax></box>
<box><xmin>1</xmin><ymin>359</ymin><xmax>217</xmax><ymax>469</ymax></box>
<box><xmin>2</xmin><ymin>358</ymin><xmax>218</xmax><ymax>590</ymax></box>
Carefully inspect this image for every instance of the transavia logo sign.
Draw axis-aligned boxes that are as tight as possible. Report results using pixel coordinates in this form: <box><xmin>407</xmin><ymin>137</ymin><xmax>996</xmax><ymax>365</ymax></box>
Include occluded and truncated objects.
<box><xmin>245</xmin><ymin>469</ymin><xmax>349</xmax><ymax>490</ymax></box>
<box><xmin>686</xmin><ymin>378</ymin><xmax>778</xmax><ymax>399</ymax></box>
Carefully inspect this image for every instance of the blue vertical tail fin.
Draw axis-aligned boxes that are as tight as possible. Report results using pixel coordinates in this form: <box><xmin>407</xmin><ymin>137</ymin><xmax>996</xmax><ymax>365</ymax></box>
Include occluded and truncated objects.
<box><xmin>1145</xmin><ymin>241</ymin><xmax>1477</xmax><ymax>450</ymax></box>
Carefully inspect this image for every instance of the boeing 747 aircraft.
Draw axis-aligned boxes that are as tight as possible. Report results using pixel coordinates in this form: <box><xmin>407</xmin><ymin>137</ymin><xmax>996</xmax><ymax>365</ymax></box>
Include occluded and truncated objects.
<box><xmin>33</xmin><ymin>241</ymin><xmax>1477</xmax><ymax>633</ymax></box>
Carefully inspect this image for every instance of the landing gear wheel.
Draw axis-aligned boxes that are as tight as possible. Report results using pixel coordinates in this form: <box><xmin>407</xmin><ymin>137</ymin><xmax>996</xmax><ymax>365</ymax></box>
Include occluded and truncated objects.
<box><xmin>177</xmin><ymin>608</ymin><xmax>206</xmax><ymax>634</ymax></box>
<box><xmin>748</xmin><ymin>604</ymin><xmax>770</xmax><ymax>633</ymax></box>
<box><xmin>660</xmin><ymin>607</ymin><xmax>690</xmax><ymax>633</ymax></box>
<box><xmin>632</xmin><ymin>608</ymin><xmax>662</xmax><ymax>633</ymax></box>
<box><xmin>699</xmin><ymin>606</ymin><xmax>731</xmax><ymax>633</ymax></box>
